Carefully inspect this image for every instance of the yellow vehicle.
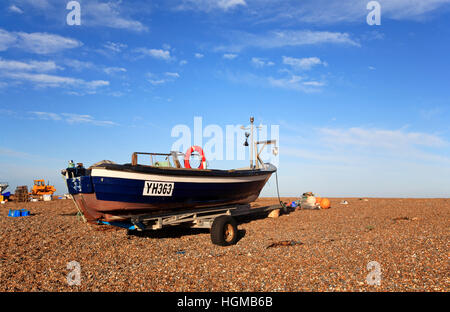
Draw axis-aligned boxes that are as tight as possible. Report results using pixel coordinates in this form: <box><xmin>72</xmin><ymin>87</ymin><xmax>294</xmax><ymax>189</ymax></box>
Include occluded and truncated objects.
<box><xmin>30</xmin><ymin>179</ymin><xmax>56</xmax><ymax>196</ymax></box>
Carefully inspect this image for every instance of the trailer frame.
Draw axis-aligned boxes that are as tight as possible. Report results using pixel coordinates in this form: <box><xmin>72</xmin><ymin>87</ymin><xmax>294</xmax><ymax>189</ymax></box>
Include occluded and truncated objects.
<box><xmin>98</xmin><ymin>203</ymin><xmax>284</xmax><ymax>246</ymax></box>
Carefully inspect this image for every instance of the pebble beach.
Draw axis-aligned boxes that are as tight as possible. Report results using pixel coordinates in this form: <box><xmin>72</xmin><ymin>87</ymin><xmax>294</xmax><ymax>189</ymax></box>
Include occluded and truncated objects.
<box><xmin>0</xmin><ymin>197</ymin><xmax>448</xmax><ymax>292</ymax></box>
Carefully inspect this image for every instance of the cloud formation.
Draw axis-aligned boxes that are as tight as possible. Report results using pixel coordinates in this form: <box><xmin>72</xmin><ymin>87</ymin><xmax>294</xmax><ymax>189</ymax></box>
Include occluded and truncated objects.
<box><xmin>231</xmin><ymin>0</ymin><xmax>450</xmax><ymax>25</ymax></box>
<box><xmin>0</xmin><ymin>58</ymin><xmax>62</xmax><ymax>72</ymax></box>
<box><xmin>177</xmin><ymin>0</ymin><xmax>247</xmax><ymax>11</ymax></box>
<box><xmin>223</xmin><ymin>53</ymin><xmax>238</xmax><ymax>59</ymax></box>
<box><xmin>147</xmin><ymin>72</ymin><xmax>180</xmax><ymax>85</ymax></box>
<box><xmin>282</xmin><ymin>56</ymin><xmax>327</xmax><ymax>70</ymax></box>
<box><xmin>30</xmin><ymin>111</ymin><xmax>118</xmax><ymax>126</ymax></box>
<box><xmin>8</xmin><ymin>5</ymin><xmax>24</xmax><ymax>14</ymax></box>
<box><xmin>0</xmin><ymin>57</ymin><xmax>109</xmax><ymax>93</ymax></box>
<box><xmin>251</xmin><ymin>57</ymin><xmax>275</xmax><ymax>67</ymax></box>
<box><xmin>0</xmin><ymin>28</ymin><xmax>82</xmax><ymax>54</ymax></box>
<box><xmin>216</xmin><ymin>30</ymin><xmax>359</xmax><ymax>52</ymax></box>
<box><xmin>135</xmin><ymin>48</ymin><xmax>172</xmax><ymax>60</ymax></box>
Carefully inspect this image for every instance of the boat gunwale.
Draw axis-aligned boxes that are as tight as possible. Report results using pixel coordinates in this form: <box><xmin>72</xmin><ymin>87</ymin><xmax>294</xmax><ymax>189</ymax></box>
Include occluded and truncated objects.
<box><xmin>90</xmin><ymin>163</ymin><xmax>276</xmax><ymax>178</ymax></box>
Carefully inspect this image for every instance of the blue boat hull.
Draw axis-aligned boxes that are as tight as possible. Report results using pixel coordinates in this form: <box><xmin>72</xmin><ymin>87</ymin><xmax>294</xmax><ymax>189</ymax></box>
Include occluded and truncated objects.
<box><xmin>66</xmin><ymin>164</ymin><xmax>275</xmax><ymax>222</ymax></box>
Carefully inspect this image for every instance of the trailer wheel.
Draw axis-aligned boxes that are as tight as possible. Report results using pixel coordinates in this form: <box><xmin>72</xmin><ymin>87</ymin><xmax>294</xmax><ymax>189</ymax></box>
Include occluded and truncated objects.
<box><xmin>210</xmin><ymin>215</ymin><xmax>238</xmax><ymax>246</ymax></box>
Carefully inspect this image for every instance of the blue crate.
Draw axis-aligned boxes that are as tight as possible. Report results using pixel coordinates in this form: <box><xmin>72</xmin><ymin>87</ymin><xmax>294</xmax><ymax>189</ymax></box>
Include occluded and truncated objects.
<box><xmin>8</xmin><ymin>209</ymin><xmax>30</xmax><ymax>217</ymax></box>
<box><xmin>8</xmin><ymin>209</ymin><xmax>21</xmax><ymax>217</ymax></box>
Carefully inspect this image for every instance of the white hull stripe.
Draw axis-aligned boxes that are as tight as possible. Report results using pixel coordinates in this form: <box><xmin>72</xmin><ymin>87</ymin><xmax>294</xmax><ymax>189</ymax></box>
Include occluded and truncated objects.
<box><xmin>91</xmin><ymin>168</ymin><xmax>271</xmax><ymax>183</ymax></box>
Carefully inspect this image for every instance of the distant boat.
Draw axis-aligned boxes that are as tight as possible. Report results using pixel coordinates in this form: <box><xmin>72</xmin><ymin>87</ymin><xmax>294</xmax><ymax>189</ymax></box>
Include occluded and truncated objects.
<box><xmin>0</xmin><ymin>182</ymin><xmax>8</xmax><ymax>194</ymax></box>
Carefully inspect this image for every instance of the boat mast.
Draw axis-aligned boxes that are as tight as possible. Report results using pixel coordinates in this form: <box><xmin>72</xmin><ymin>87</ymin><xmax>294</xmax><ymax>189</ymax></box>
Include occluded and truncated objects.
<box><xmin>250</xmin><ymin>116</ymin><xmax>254</xmax><ymax>169</ymax></box>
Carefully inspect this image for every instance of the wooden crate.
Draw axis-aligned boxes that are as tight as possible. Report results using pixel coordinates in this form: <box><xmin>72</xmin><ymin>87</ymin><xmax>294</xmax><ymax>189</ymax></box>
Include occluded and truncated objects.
<box><xmin>14</xmin><ymin>186</ymin><xmax>29</xmax><ymax>202</ymax></box>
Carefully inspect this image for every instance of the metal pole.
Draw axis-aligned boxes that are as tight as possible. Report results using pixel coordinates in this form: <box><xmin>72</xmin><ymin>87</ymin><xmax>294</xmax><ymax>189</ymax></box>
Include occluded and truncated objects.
<box><xmin>250</xmin><ymin>116</ymin><xmax>254</xmax><ymax>169</ymax></box>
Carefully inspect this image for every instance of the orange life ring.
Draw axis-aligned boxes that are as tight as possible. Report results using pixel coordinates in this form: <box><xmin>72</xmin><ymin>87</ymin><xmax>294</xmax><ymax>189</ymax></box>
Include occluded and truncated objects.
<box><xmin>184</xmin><ymin>146</ymin><xmax>207</xmax><ymax>169</ymax></box>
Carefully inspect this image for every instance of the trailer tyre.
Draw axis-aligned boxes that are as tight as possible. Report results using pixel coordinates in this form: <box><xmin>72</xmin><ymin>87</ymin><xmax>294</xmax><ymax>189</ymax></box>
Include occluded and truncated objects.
<box><xmin>211</xmin><ymin>216</ymin><xmax>238</xmax><ymax>246</ymax></box>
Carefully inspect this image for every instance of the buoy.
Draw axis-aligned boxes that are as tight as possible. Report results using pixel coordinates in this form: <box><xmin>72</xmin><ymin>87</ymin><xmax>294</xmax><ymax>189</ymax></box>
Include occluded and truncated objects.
<box><xmin>184</xmin><ymin>146</ymin><xmax>207</xmax><ymax>169</ymax></box>
<box><xmin>306</xmin><ymin>196</ymin><xmax>316</xmax><ymax>205</ymax></box>
<box><xmin>320</xmin><ymin>198</ymin><xmax>331</xmax><ymax>209</ymax></box>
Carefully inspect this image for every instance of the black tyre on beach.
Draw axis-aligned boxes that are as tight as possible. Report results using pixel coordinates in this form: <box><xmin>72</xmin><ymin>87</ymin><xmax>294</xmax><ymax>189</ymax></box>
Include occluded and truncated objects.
<box><xmin>210</xmin><ymin>215</ymin><xmax>238</xmax><ymax>246</ymax></box>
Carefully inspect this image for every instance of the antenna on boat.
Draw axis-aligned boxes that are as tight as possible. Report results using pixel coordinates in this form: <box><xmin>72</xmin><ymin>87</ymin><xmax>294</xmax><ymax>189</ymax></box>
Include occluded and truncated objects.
<box><xmin>241</xmin><ymin>116</ymin><xmax>277</xmax><ymax>169</ymax></box>
<box><xmin>241</xmin><ymin>116</ymin><xmax>256</xmax><ymax>169</ymax></box>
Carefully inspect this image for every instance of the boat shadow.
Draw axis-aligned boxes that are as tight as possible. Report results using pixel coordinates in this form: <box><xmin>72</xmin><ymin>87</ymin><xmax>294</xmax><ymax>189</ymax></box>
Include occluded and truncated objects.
<box><xmin>127</xmin><ymin>226</ymin><xmax>247</xmax><ymax>243</ymax></box>
<box><xmin>126</xmin><ymin>208</ymin><xmax>293</xmax><ymax>243</ymax></box>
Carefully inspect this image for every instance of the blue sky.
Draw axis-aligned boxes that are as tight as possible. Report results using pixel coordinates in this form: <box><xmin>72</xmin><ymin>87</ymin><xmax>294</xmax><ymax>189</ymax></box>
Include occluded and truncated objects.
<box><xmin>1</xmin><ymin>0</ymin><xmax>449</xmax><ymax>197</ymax></box>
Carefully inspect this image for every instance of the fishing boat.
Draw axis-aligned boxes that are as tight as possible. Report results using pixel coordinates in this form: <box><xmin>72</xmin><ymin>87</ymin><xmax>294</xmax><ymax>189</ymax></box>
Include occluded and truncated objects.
<box><xmin>62</xmin><ymin>118</ymin><xmax>278</xmax><ymax>223</ymax></box>
<box><xmin>0</xmin><ymin>182</ymin><xmax>8</xmax><ymax>194</ymax></box>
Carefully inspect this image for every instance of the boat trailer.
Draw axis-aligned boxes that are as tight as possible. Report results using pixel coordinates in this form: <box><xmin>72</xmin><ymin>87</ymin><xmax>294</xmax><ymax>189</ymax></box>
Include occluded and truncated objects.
<box><xmin>98</xmin><ymin>203</ymin><xmax>285</xmax><ymax>246</ymax></box>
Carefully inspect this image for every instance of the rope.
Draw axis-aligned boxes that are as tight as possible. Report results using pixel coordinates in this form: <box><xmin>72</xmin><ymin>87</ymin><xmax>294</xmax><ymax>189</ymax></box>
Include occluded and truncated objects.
<box><xmin>61</xmin><ymin>174</ymin><xmax>86</xmax><ymax>223</ymax></box>
<box><xmin>275</xmin><ymin>169</ymin><xmax>288</xmax><ymax>212</ymax></box>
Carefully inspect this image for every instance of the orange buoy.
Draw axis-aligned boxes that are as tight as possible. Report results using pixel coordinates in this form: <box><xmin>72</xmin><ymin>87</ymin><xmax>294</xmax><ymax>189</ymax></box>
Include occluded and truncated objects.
<box><xmin>320</xmin><ymin>198</ymin><xmax>331</xmax><ymax>209</ymax></box>
<box><xmin>184</xmin><ymin>146</ymin><xmax>207</xmax><ymax>169</ymax></box>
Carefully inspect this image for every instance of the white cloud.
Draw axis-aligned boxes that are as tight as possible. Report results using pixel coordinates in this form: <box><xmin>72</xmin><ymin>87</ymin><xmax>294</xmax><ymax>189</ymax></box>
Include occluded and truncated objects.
<box><xmin>103</xmin><ymin>41</ymin><xmax>127</xmax><ymax>53</ymax></box>
<box><xmin>282</xmin><ymin>56</ymin><xmax>327</xmax><ymax>70</ymax></box>
<box><xmin>80</xmin><ymin>1</ymin><xmax>148</xmax><ymax>32</ymax></box>
<box><xmin>148</xmin><ymin>79</ymin><xmax>166</xmax><ymax>85</ymax></box>
<box><xmin>0</xmin><ymin>29</ymin><xmax>18</xmax><ymax>51</ymax></box>
<box><xmin>147</xmin><ymin>72</ymin><xmax>180</xmax><ymax>85</ymax></box>
<box><xmin>104</xmin><ymin>67</ymin><xmax>127</xmax><ymax>75</ymax></box>
<box><xmin>18</xmin><ymin>0</ymin><xmax>50</xmax><ymax>9</ymax></box>
<box><xmin>216</xmin><ymin>30</ymin><xmax>359</xmax><ymax>52</ymax></box>
<box><xmin>302</xmin><ymin>81</ymin><xmax>325</xmax><ymax>87</ymax></box>
<box><xmin>0</xmin><ymin>147</ymin><xmax>34</xmax><ymax>159</ymax></box>
<box><xmin>165</xmin><ymin>72</ymin><xmax>180</xmax><ymax>78</ymax></box>
<box><xmin>177</xmin><ymin>0</ymin><xmax>246</xmax><ymax>11</ymax></box>
<box><xmin>379</xmin><ymin>0</ymin><xmax>450</xmax><ymax>20</ymax></box>
<box><xmin>0</xmin><ymin>58</ymin><xmax>61</xmax><ymax>72</ymax></box>
<box><xmin>318</xmin><ymin>127</ymin><xmax>448</xmax><ymax>149</ymax></box>
<box><xmin>179</xmin><ymin>60</ymin><xmax>188</xmax><ymax>65</ymax></box>
<box><xmin>0</xmin><ymin>28</ymin><xmax>82</xmax><ymax>54</ymax></box>
<box><xmin>2</xmin><ymin>71</ymin><xmax>109</xmax><ymax>91</ymax></box>
<box><xmin>15</xmin><ymin>0</ymin><xmax>147</xmax><ymax>32</ymax></box>
<box><xmin>9</xmin><ymin>5</ymin><xmax>24</xmax><ymax>14</ymax></box>
<box><xmin>251</xmin><ymin>57</ymin><xmax>274</xmax><ymax>68</ymax></box>
<box><xmin>109</xmin><ymin>91</ymin><xmax>125</xmax><ymax>97</ymax></box>
<box><xmin>420</xmin><ymin>107</ymin><xmax>443</xmax><ymax>120</ymax></box>
<box><xmin>17</xmin><ymin>32</ymin><xmax>82</xmax><ymax>54</ymax></box>
<box><xmin>277</xmin><ymin>123</ymin><xmax>450</xmax><ymax>197</ymax></box>
<box><xmin>63</xmin><ymin>59</ymin><xmax>94</xmax><ymax>71</ymax></box>
<box><xmin>30</xmin><ymin>111</ymin><xmax>61</xmax><ymax>121</ymax></box>
<box><xmin>224</xmin><ymin>70</ymin><xmax>325</xmax><ymax>93</ymax></box>
<box><xmin>217</xmin><ymin>0</ymin><xmax>247</xmax><ymax>10</ymax></box>
<box><xmin>61</xmin><ymin>113</ymin><xmax>117</xmax><ymax>126</ymax></box>
<box><xmin>195</xmin><ymin>53</ymin><xmax>204</xmax><ymax>58</ymax></box>
<box><xmin>86</xmin><ymin>80</ymin><xmax>110</xmax><ymax>89</ymax></box>
<box><xmin>268</xmin><ymin>75</ymin><xmax>325</xmax><ymax>92</ymax></box>
<box><xmin>30</xmin><ymin>111</ymin><xmax>118</xmax><ymax>126</ymax></box>
<box><xmin>234</xmin><ymin>0</ymin><xmax>450</xmax><ymax>25</ymax></box>
<box><xmin>135</xmin><ymin>48</ymin><xmax>172</xmax><ymax>60</ymax></box>
<box><xmin>0</xmin><ymin>57</ymin><xmax>112</xmax><ymax>94</ymax></box>
<box><xmin>223</xmin><ymin>53</ymin><xmax>238</xmax><ymax>59</ymax></box>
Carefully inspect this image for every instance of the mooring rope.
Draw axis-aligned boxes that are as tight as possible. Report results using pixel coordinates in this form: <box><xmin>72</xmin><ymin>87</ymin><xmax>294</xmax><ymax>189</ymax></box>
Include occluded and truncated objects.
<box><xmin>275</xmin><ymin>169</ymin><xmax>288</xmax><ymax>212</ymax></box>
<box><xmin>60</xmin><ymin>174</ymin><xmax>86</xmax><ymax>223</ymax></box>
